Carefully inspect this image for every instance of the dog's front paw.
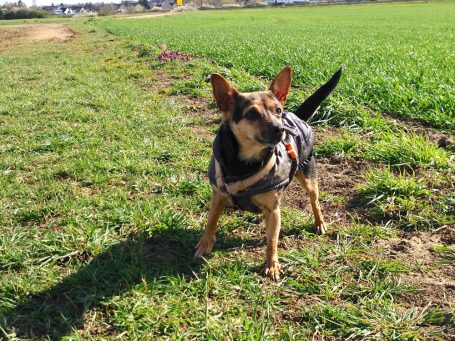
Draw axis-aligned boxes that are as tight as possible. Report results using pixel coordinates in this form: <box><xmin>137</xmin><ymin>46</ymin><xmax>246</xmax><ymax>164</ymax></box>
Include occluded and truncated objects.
<box><xmin>194</xmin><ymin>237</ymin><xmax>214</xmax><ymax>258</ymax></box>
<box><xmin>265</xmin><ymin>261</ymin><xmax>283</xmax><ymax>281</ymax></box>
<box><xmin>315</xmin><ymin>222</ymin><xmax>326</xmax><ymax>235</ymax></box>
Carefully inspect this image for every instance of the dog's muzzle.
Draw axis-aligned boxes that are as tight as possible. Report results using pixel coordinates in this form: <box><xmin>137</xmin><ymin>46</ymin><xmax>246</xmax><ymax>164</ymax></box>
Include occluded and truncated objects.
<box><xmin>258</xmin><ymin>123</ymin><xmax>284</xmax><ymax>146</ymax></box>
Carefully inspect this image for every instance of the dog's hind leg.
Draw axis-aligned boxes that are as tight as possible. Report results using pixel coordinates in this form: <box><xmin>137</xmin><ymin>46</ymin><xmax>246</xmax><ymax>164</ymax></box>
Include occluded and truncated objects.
<box><xmin>295</xmin><ymin>157</ymin><xmax>326</xmax><ymax>235</ymax></box>
<box><xmin>195</xmin><ymin>188</ymin><xmax>227</xmax><ymax>258</ymax></box>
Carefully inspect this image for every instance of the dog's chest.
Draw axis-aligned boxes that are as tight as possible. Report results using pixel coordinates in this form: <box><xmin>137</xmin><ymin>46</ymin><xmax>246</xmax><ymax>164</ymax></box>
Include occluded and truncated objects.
<box><xmin>207</xmin><ymin>112</ymin><xmax>314</xmax><ymax>213</ymax></box>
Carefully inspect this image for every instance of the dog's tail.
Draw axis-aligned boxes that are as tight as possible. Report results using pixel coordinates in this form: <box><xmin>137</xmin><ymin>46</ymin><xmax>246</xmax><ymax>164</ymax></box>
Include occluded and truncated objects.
<box><xmin>294</xmin><ymin>67</ymin><xmax>343</xmax><ymax>122</ymax></box>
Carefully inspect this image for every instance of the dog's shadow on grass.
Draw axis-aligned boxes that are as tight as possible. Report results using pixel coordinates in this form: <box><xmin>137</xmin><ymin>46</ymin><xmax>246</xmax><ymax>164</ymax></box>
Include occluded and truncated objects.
<box><xmin>3</xmin><ymin>225</ymin><xmax>267</xmax><ymax>340</ymax></box>
<box><xmin>3</xmin><ymin>226</ymin><xmax>260</xmax><ymax>340</ymax></box>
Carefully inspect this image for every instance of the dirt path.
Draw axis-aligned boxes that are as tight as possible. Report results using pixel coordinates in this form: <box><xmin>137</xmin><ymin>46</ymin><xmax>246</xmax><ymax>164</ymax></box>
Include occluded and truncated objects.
<box><xmin>0</xmin><ymin>24</ymin><xmax>75</xmax><ymax>52</ymax></box>
<box><xmin>118</xmin><ymin>12</ymin><xmax>177</xmax><ymax>20</ymax></box>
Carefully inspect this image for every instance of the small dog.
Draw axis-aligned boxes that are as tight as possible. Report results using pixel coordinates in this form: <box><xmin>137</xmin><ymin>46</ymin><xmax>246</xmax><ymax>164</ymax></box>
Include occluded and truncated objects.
<box><xmin>195</xmin><ymin>66</ymin><xmax>342</xmax><ymax>280</ymax></box>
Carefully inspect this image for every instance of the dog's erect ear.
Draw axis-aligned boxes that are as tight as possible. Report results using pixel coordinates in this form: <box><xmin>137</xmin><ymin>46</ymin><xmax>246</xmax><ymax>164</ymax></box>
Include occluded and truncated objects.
<box><xmin>269</xmin><ymin>66</ymin><xmax>292</xmax><ymax>104</ymax></box>
<box><xmin>211</xmin><ymin>74</ymin><xmax>238</xmax><ymax>112</ymax></box>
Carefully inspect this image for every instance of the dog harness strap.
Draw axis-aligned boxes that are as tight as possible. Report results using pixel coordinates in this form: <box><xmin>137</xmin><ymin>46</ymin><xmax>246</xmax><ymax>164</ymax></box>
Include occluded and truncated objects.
<box><xmin>214</xmin><ymin>159</ymin><xmax>235</xmax><ymax>206</ymax></box>
<box><xmin>214</xmin><ymin>152</ymin><xmax>277</xmax><ymax>197</ymax></box>
<box><xmin>208</xmin><ymin>112</ymin><xmax>314</xmax><ymax>213</ymax></box>
<box><xmin>214</xmin><ymin>159</ymin><xmax>225</xmax><ymax>189</ymax></box>
<box><xmin>225</xmin><ymin>152</ymin><xmax>277</xmax><ymax>196</ymax></box>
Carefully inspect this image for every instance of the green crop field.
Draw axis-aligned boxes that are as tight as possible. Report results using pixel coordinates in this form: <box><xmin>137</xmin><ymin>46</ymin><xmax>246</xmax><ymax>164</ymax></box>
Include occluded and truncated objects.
<box><xmin>97</xmin><ymin>2</ymin><xmax>455</xmax><ymax>130</ymax></box>
<box><xmin>1</xmin><ymin>2</ymin><xmax>454</xmax><ymax>339</ymax></box>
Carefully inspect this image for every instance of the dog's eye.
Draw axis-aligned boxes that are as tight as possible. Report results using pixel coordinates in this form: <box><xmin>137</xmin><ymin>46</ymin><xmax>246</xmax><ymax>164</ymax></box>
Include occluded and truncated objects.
<box><xmin>275</xmin><ymin>107</ymin><xmax>282</xmax><ymax>115</ymax></box>
<box><xmin>244</xmin><ymin>110</ymin><xmax>260</xmax><ymax>121</ymax></box>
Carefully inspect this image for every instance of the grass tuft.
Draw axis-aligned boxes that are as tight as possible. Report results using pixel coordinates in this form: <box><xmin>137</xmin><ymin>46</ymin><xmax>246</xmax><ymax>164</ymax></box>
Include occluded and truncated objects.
<box><xmin>357</xmin><ymin>168</ymin><xmax>454</xmax><ymax>229</ymax></box>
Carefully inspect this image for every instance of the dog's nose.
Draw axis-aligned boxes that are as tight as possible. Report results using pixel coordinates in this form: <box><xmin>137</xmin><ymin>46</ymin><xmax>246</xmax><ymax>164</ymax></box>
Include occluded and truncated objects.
<box><xmin>271</xmin><ymin>124</ymin><xmax>284</xmax><ymax>135</ymax></box>
<box><xmin>262</xmin><ymin>123</ymin><xmax>284</xmax><ymax>145</ymax></box>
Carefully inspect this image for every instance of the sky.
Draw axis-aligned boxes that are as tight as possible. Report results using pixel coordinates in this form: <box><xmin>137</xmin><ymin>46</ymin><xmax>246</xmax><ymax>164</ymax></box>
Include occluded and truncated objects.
<box><xmin>0</xmin><ymin>0</ymin><xmax>116</xmax><ymax>6</ymax></box>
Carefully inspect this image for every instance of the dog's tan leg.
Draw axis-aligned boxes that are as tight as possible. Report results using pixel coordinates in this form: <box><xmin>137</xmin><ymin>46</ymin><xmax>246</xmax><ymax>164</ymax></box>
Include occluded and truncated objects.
<box><xmin>295</xmin><ymin>171</ymin><xmax>326</xmax><ymax>235</ymax></box>
<box><xmin>195</xmin><ymin>189</ymin><xmax>227</xmax><ymax>258</ymax></box>
<box><xmin>264</xmin><ymin>207</ymin><xmax>282</xmax><ymax>280</ymax></box>
<box><xmin>252</xmin><ymin>191</ymin><xmax>283</xmax><ymax>281</ymax></box>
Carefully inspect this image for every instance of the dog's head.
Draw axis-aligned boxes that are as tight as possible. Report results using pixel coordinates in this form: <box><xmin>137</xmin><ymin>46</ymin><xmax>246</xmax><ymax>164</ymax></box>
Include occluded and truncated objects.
<box><xmin>211</xmin><ymin>66</ymin><xmax>343</xmax><ymax>161</ymax></box>
<box><xmin>211</xmin><ymin>67</ymin><xmax>292</xmax><ymax>152</ymax></box>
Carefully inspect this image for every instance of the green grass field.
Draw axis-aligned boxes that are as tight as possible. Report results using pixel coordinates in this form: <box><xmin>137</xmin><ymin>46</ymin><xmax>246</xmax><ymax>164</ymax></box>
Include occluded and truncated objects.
<box><xmin>0</xmin><ymin>2</ymin><xmax>454</xmax><ymax>339</ymax></box>
<box><xmin>97</xmin><ymin>2</ymin><xmax>455</xmax><ymax>130</ymax></box>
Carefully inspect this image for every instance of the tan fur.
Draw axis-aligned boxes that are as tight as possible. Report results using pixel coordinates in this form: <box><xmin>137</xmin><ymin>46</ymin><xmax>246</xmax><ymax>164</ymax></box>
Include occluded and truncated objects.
<box><xmin>251</xmin><ymin>191</ymin><xmax>282</xmax><ymax>280</ymax></box>
<box><xmin>234</xmin><ymin>136</ymin><xmax>268</xmax><ymax>162</ymax></box>
<box><xmin>229</xmin><ymin>92</ymin><xmax>283</xmax><ymax>161</ymax></box>
<box><xmin>295</xmin><ymin>171</ymin><xmax>326</xmax><ymax>234</ymax></box>
<box><xmin>269</xmin><ymin>66</ymin><xmax>292</xmax><ymax>104</ymax></box>
<box><xmin>194</xmin><ymin>186</ymin><xmax>229</xmax><ymax>257</ymax></box>
<box><xmin>196</xmin><ymin>67</ymin><xmax>326</xmax><ymax>281</ymax></box>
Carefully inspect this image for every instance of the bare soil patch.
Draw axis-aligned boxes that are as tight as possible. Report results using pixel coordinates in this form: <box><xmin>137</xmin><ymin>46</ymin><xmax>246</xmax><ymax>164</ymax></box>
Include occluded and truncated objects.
<box><xmin>144</xmin><ymin>65</ymin><xmax>220</xmax><ymax>140</ymax></box>
<box><xmin>376</xmin><ymin>229</ymin><xmax>455</xmax><ymax>308</ymax></box>
<box><xmin>0</xmin><ymin>27</ymin><xmax>25</xmax><ymax>52</ymax></box>
<box><xmin>283</xmin><ymin>151</ymin><xmax>371</xmax><ymax>225</ymax></box>
<box><xmin>385</xmin><ymin>113</ymin><xmax>454</xmax><ymax>147</ymax></box>
<box><xmin>0</xmin><ymin>24</ymin><xmax>75</xmax><ymax>52</ymax></box>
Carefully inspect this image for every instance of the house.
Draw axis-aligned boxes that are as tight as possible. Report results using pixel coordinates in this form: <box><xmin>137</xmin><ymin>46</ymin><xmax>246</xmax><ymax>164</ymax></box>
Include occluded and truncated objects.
<box><xmin>73</xmin><ymin>7</ymin><xmax>97</xmax><ymax>16</ymax></box>
<box><xmin>42</xmin><ymin>2</ymin><xmax>103</xmax><ymax>16</ymax></box>
<box><xmin>116</xmin><ymin>4</ymin><xmax>128</xmax><ymax>13</ymax></box>
<box><xmin>41</xmin><ymin>5</ymin><xmax>55</xmax><ymax>12</ymax></box>
<box><xmin>160</xmin><ymin>0</ymin><xmax>174</xmax><ymax>10</ymax></box>
<box><xmin>116</xmin><ymin>1</ymin><xmax>145</xmax><ymax>13</ymax></box>
<box><xmin>64</xmin><ymin>7</ymin><xmax>74</xmax><ymax>15</ymax></box>
<box><xmin>42</xmin><ymin>3</ymin><xmax>70</xmax><ymax>15</ymax></box>
<box><xmin>85</xmin><ymin>3</ymin><xmax>103</xmax><ymax>11</ymax></box>
<box><xmin>41</xmin><ymin>3</ymin><xmax>65</xmax><ymax>15</ymax></box>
